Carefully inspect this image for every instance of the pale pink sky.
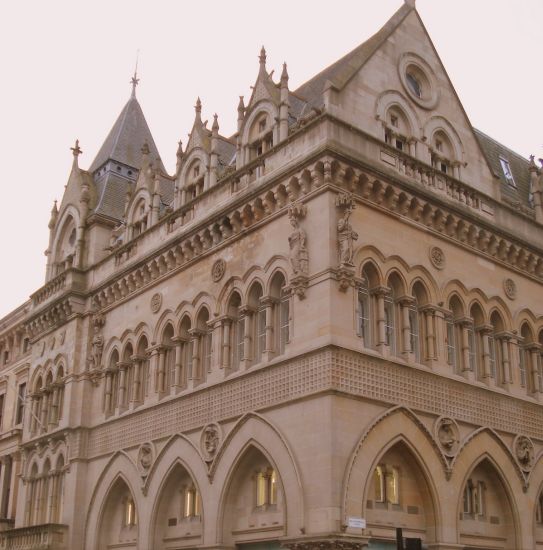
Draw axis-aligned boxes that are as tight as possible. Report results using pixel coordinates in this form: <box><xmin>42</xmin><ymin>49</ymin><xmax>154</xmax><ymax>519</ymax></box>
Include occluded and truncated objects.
<box><xmin>0</xmin><ymin>0</ymin><xmax>541</xmax><ymax>319</ymax></box>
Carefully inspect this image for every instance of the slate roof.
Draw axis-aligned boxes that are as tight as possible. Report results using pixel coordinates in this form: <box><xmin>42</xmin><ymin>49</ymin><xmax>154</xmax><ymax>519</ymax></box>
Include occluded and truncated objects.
<box><xmin>89</xmin><ymin>95</ymin><xmax>165</xmax><ymax>174</ymax></box>
<box><xmin>475</xmin><ymin>129</ymin><xmax>533</xmax><ymax>209</ymax></box>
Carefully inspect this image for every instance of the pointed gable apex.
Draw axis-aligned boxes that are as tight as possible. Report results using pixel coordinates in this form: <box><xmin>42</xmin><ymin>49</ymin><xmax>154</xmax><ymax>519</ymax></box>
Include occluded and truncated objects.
<box><xmin>295</xmin><ymin>2</ymin><xmax>413</xmax><ymax>107</ymax></box>
<box><xmin>89</xmin><ymin>96</ymin><xmax>165</xmax><ymax>174</ymax></box>
<box><xmin>246</xmin><ymin>47</ymin><xmax>280</xmax><ymax>110</ymax></box>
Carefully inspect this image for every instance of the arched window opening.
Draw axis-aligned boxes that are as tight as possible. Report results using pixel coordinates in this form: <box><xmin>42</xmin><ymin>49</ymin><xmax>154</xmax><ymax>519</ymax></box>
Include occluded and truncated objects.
<box><xmin>446</xmin><ymin>296</ymin><xmax>475</xmax><ymax>374</ymax></box>
<box><xmin>125</xmin><ymin>497</ymin><xmax>137</xmax><ymax>526</ymax></box>
<box><xmin>520</xmin><ymin>324</ymin><xmax>541</xmax><ymax>395</ymax></box>
<box><xmin>490</xmin><ymin>312</ymin><xmax>511</xmax><ymax>387</ymax></box>
<box><xmin>186</xmin><ymin>160</ymin><xmax>205</xmax><ymax>202</ymax></box>
<box><xmin>53</xmin><ymin>216</ymin><xmax>77</xmax><ymax>276</ymax></box>
<box><xmin>30</xmin><ymin>376</ymin><xmax>44</xmax><ymax>435</ymax></box>
<box><xmin>228</xmin><ymin>293</ymin><xmax>244</xmax><ymax>371</ymax></box>
<box><xmin>432</xmin><ymin>130</ymin><xmax>455</xmax><ymax>175</ymax></box>
<box><xmin>384</xmin><ymin>273</ymin><xmax>405</xmax><ymax>358</ymax></box>
<box><xmin>118</xmin><ymin>344</ymin><xmax>134</xmax><ymax>410</ymax></box>
<box><xmin>411</xmin><ymin>282</ymin><xmax>432</xmax><ymax>364</ymax></box>
<box><xmin>536</xmin><ymin>490</ymin><xmax>543</xmax><ymax>524</ymax></box>
<box><xmin>470</xmin><ymin>304</ymin><xmax>486</xmax><ymax>380</ymax></box>
<box><xmin>135</xmin><ymin>336</ymin><xmax>150</xmax><ymax>402</ymax></box>
<box><xmin>51</xmin><ymin>455</ymin><xmax>65</xmax><ymax>524</ymax></box>
<box><xmin>178</xmin><ymin>317</ymin><xmax>192</xmax><ymax>389</ymax></box>
<box><xmin>131</xmin><ymin>198</ymin><xmax>148</xmax><ymax>238</ymax></box>
<box><xmin>160</xmin><ymin>325</ymin><xmax>175</xmax><ymax>395</ymax></box>
<box><xmin>192</xmin><ymin>308</ymin><xmax>211</xmax><ymax>383</ymax></box>
<box><xmin>373</xmin><ymin>465</ymin><xmax>400</xmax><ymax>505</ymax></box>
<box><xmin>384</xmin><ymin>106</ymin><xmax>411</xmax><ymax>153</ymax></box>
<box><xmin>104</xmin><ymin>349</ymin><xmax>120</xmax><ymax>415</ymax></box>
<box><xmin>152</xmin><ymin>463</ymin><xmax>203</xmax><ymax>546</ymax></box>
<box><xmin>357</xmin><ymin>264</ymin><xmax>380</xmax><ymax>349</ymax></box>
<box><xmin>270</xmin><ymin>273</ymin><xmax>290</xmax><ymax>357</ymax></box>
<box><xmin>248</xmin><ymin>112</ymin><xmax>273</xmax><ymax>162</ymax></box>
<box><xmin>25</xmin><ymin>463</ymin><xmax>39</xmax><ymax>526</ymax></box>
<box><xmin>247</xmin><ymin>283</ymin><xmax>265</xmax><ymax>366</ymax></box>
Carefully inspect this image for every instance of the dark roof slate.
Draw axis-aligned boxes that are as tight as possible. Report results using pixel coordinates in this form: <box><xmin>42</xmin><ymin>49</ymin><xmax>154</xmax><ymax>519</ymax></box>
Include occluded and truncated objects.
<box><xmin>474</xmin><ymin>129</ymin><xmax>533</xmax><ymax>209</ymax></box>
<box><xmin>89</xmin><ymin>96</ymin><xmax>165</xmax><ymax>174</ymax></box>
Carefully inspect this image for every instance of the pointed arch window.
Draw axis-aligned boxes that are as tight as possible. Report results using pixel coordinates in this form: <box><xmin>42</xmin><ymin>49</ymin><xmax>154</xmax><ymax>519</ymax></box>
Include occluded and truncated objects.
<box><xmin>228</xmin><ymin>294</ymin><xmax>244</xmax><ymax>371</ymax></box>
<box><xmin>182</xmin><ymin>486</ymin><xmax>201</xmax><ymax>518</ymax></box>
<box><xmin>255</xmin><ymin>468</ymin><xmax>277</xmax><ymax>508</ymax></box>
<box><xmin>373</xmin><ymin>465</ymin><xmax>399</xmax><ymax>505</ymax></box>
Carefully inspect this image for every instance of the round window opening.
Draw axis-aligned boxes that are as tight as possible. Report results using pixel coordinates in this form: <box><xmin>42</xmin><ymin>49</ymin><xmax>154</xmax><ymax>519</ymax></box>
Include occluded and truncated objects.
<box><xmin>406</xmin><ymin>72</ymin><xmax>422</xmax><ymax>98</ymax></box>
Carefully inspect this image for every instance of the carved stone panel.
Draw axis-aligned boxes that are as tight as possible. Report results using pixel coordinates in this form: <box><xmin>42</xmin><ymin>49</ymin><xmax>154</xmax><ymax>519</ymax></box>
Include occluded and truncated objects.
<box><xmin>200</xmin><ymin>423</ymin><xmax>221</xmax><ymax>462</ymax></box>
<box><xmin>514</xmin><ymin>434</ymin><xmax>534</xmax><ymax>471</ymax></box>
<box><xmin>434</xmin><ymin>416</ymin><xmax>459</xmax><ymax>456</ymax></box>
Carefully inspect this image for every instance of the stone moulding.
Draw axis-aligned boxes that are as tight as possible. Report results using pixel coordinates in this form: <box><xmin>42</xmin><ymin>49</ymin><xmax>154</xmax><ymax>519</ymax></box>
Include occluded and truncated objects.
<box><xmin>88</xmin><ymin>153</ymin><xmax>543</xmax><ymax>316</ymax></box>
<box><xmin>77</xmin><ymin>346</ymin><xmax>543</xmax><ymax>463</ymax></box>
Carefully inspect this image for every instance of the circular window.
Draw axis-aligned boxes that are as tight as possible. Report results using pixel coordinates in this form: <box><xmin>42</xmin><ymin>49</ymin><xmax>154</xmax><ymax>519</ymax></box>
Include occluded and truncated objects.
<box><xmin>406</xmin><ymin>72</ymin><xmax>422</xmax><ymax>98</ymax></box>
<box><xmin>398</xmin><ymin>53</ymin><xmax>439</xmax><ymax>110</ymax></box>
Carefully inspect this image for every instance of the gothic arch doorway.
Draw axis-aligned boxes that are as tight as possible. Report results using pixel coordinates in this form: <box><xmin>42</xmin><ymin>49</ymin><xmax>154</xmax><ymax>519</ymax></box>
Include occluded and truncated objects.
<box><xmin>458</xmin><ymin>458</ymin><xmax>516</xmax><ymax>549</ymax></box>
<box><xmin>97</xmin><ymin>477</ymin><xmax>138</xmax><ymax>550</ymax></box>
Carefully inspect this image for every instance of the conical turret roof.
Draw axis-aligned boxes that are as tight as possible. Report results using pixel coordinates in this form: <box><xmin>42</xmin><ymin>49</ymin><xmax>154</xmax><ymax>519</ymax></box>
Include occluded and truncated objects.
<box><xmin>89</xmin><ymin>95</ymin><xmax>165</xmax><ymax>174</ymax></box>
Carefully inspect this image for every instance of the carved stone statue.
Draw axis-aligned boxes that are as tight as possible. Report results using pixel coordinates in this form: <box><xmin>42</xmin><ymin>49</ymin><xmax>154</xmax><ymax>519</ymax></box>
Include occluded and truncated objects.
<box><xmin>336</xmin><ymin>193</ymin><xmax>358</xmax><ymax>267</ymax></box>
<box><xmin>288</xmin><ymin>204</ymin><xmax>308</xmax><ymax>276</ymax></box>
<box><xmin>88</xmin><ymin>314</ymin><xmax>105</xmax><ymax>370</ymax></box>
<box><xmin>435</xmin><ymin>416</ymin><xmax>459</xmax><ymax>455</ymax></box>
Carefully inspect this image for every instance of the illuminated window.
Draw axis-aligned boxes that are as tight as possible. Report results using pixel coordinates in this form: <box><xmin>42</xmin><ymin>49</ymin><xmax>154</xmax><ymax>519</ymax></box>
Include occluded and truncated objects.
<box><xmin>183</xmin><ymin>486</ymin><xmax>201</xmax><ymax>518</ymax></box>
<box><xmin>125</xmin><ymin>498</ymin><xmax>137</xmax><ymax>526</ymax></box>
<box><xmin>373</xmin><ymin>465</ymin><xmax>399</xmax><ymax>505</ymax></box>
<box><xmin>255</xmin><ymin>469</ymin><xmax>278</xmax><ymax>508</ymax></box>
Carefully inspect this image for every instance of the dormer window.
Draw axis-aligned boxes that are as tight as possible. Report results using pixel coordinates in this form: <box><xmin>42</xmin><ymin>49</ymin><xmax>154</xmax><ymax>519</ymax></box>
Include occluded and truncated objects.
<box><xmin>499</xmin><ymin>157</ymin><xmax>516</xmax><ymax>187</ymax></box>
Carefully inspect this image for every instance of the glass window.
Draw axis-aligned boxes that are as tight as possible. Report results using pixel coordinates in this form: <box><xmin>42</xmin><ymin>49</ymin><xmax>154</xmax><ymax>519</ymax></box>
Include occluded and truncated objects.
<box><xmin>358</xmin><ymin>285</ymin><xmax>371</xmax><ymax>346</ymax></box>
<box><xmin>409</xmin><ymin>306</ymin><xmax>420</xmax><ymax>362</ymax></box>
<box><xmin>406</xmin><ymin>72</ymin><xmax>422</xmax><ymax>98</ymax></box>
<box><xmin>16</xmin><ymin>383</ymin><xmax>26</xmax><ymax>425</ymax></box>
<box><xmin>499</xmin><ymin>157</ymin><xmax>516</xmax><ymax>187</ymax></box>
<box><xmin>446</xmin><ymin>316</ymin><xmax>456</xmax><ymax>368</ymax></box>
<box><xmin>279</xmin><ymin>294</ymin><xmax>290</xmax><ymax>355</ymax></box>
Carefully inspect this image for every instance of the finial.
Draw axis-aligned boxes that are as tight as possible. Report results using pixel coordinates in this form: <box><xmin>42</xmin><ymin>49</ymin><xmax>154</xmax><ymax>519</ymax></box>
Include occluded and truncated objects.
<box><xmin>212</xmin><ymin>113</ymin><xmax>219</xmax><ymax>132</ymax></box>
<box><xmin>131</xmin><ymin>51</ymin><xmax>140</xmax><ymax>98</ymax></box>
<box><xmin>71</xmin><ymin>139</ymin><xmax>82</xmax><ymax>169</ymax></box>
<box><xmin>195</xmin><ymin>97</ymin><xmax>202</xmax><ymax>114</ymax></box>
<box><xmin>238</xmin><ymin>96</ymin><xmax>245</xmax><ymax>113</ymax></box>
<box><xmin>71</xmin><ymin>139</ymin><xmax>82</xmax><ymax>157</ymax></box>
<box><xmin>404</xmin><ymin>0</ymin><xmax>416</xmax><ymax>7</ymax></box>
<box><xmin>49</xmin><ymin>200</ymin><xmax>58</xmax><ymax>229</ymax></box>
<box><xmin>281</xmin><ymin>62</ymin><xmax>289</xmax><ymax>84</ymax></box>
<box><xmin>259</xmin><ymin>46</ymin><xmax>267</xmax><ymax>69</ymax></box>
<box><xmin>176</xmin><ymin>139</ymin><xmax>183</xmax><ymax>158</ymax></box>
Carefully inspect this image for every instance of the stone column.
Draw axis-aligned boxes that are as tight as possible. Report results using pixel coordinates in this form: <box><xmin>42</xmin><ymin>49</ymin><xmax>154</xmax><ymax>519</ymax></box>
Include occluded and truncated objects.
<box><xmin>157</xmin><ymin>348</ymin><xmax>166</xmax><ymax>394</ymax></box>
<box><xmin>172</xmin><ymin>338</ymin><xmax>185</xmax><ymax>389</ymax></box>
<box><xmin>399</xmin><ymin>296</ymin><xmax>415</xmax><ymax>361</ymax></box>
<box><xmin>49</xmin><ymin>386</ymin><xmax>60</xmax><ymax>429</ymax></box>
<box><xmin>188</xmin><ymin>330</ymin><xmax>202</xmax><ymax>385</ymax></box>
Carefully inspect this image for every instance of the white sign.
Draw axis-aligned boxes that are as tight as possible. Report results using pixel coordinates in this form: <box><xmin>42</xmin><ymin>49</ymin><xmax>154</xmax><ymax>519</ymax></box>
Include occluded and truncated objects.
<box><xmin>347</xmin><ymin>516</ymin><xmax>366</xmax><ymax>529</ymax></box>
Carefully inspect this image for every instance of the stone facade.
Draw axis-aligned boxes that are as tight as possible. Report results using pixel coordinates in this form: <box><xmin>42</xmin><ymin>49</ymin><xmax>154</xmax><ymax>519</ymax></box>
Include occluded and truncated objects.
<box><xmin>0</xmin><ymin>2</ymin><xmax>542</xmax><ymax>549</ymax></box>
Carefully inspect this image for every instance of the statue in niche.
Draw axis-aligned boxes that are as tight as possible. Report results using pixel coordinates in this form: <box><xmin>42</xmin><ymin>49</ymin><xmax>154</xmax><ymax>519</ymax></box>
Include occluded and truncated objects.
<box><xmin>87</xmin><ymin>314</ymin><xmax>105</xmax><ymax>370</ymax></box>
<box><xmin>288</xmin><ymin>203</ymin><xmax>308</xmax><ymax>276</ymax></box>
<box><xmin>336</xmin><ymin>193</ymin><xmax>358</xmax><ymax>267</ymax></box>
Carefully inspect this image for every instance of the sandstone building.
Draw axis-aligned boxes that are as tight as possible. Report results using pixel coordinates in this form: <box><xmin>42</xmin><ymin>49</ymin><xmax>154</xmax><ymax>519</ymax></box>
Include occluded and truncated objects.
<box><xmin>0</xmin><ymin>1</ymin><xmax>542</xmax><ymax>549</ymax></box>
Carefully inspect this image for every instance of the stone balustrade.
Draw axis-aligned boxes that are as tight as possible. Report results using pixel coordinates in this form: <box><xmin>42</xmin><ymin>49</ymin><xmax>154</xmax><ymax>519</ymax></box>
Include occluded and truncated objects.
<box><xmin>0</xmin><ymin>523</ymin><xmax>68</xmax><ymax>550</ymax></box>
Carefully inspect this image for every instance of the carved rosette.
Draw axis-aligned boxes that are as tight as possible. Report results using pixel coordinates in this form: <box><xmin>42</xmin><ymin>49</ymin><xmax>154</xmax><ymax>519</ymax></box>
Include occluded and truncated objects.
<box><xmin>503</xmin><ymin>278</ymin><xmax>517</xmax><ymax>300</ymax></box>
<box><xmin>429</xmin><ymin>246</ymin><xmax>446</xmax><ymax>270</ymax></box>
<box><xmin>200</xmin><ymin>423</ymin><xmax>222</xmax><ymax>462</ymax></box>
<box><xmin>434</xmin><ymin>416</ymin><xmax>459</xmax><ymax>456</ymax></box>
<box><xmin>513</xmin><ymin>435</ymin><xmax>534</xmax><ymax>471</ymax></box>
<box><xmin>137</xmin><ymin>442</ymin><xmax>155</xmax><ymax>477</ymax></box>
<box><xmin>211</xmin><ymin>258</ymin><xmax>226</xmax><ymax>282</ymax></box>
<box><xmin>150</xmin><ymin>292</ymin><xmax>163</xmax><ymax>314</ymax></box>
